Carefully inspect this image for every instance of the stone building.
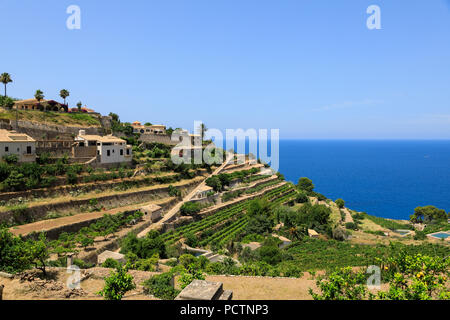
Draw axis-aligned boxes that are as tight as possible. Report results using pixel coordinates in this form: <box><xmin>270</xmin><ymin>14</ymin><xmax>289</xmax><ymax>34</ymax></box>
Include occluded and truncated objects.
<box><xmin>0</xmin><ymin>129</ymin><xmax>36</xmax><ymax>162</ymax></box>
<box><xmin>131</xmin><ymin>121</ymin><xmax>166</xmax><ymax>135</ymax></box>
<box><xmin>140</xmin><ymin>204</ymin><xmax>163</xmax><ymax>222</ymax></box>
<box><xmin>74</xmin><ymin>130</ymin><xmax>132</xmax><ymax>164</ymax></box>
<box><xmin>13</xmin><ymin>99</ymin><xmax>66</xmax><ymax>111</ymax></box>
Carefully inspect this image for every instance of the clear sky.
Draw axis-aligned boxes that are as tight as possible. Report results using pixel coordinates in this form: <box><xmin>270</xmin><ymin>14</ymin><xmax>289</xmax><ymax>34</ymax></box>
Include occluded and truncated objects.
<box><xmin>1</xmin><ymin>0</ymin><xmax>449</xmax><ymax>139</ymax></box>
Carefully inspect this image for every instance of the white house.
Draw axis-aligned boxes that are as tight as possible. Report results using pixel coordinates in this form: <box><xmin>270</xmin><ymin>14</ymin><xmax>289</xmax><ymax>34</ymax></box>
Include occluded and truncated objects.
<box><xmin>75</xmin><ymin>130</ymin><xmax>132</xmax><ymax>164</ymax></box>
<box><xmin>0</xmin><ymin>129</ymin><xmax>36</xmax><ymax>162</ymax></box>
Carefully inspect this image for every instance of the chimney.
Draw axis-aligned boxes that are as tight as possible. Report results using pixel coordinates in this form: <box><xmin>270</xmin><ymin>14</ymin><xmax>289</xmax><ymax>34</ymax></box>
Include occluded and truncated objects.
<box><xmin>79</xmin><ymin>129</ymin><xmax>86</xmax><ymax>136</ymax></box>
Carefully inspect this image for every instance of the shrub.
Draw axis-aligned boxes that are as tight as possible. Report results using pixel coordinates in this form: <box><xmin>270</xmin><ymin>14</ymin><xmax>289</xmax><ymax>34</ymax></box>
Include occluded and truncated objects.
<box><xmin>143</xmin><ymin>272</ymin><xmax>179</xmax><ymax>300</ymax></box>
<box><xmin>120</xmin><ymin>231</ymin><xmax>166</xmax><ymax>259</ymax></box>
<box><xmin>184</xmin><ymin>232</ymin><xmax>198</xmax><ymax>247</ymax></box>
<box><xmin>2</xmin><ymin>154</ymin><xmax>18</xmax><ymax>164</ymax></box>
<box><xmin>345</xmin><ymin>222</ymin><xmax>357</xmax><ymax>230</ymax></box>
<box><xmin>72</xmin><ymin>258</ymin><xmax>95</xmax><ymax>269</ymax></box>
<box><xmin>102</xmin><ymin>258</ymin><xmax>121</xmax><ymax>269</ymax></box>
<box><xmin>179</xmin><ymin>267</ymin><xmax>205</xmax><ymax>289</ymax></box>
<box><xmin>180</xmin><ymin>202</ymin><xmax>201</xmax><ymax>216</ymax></box>
<box><xmin>98</xmin><ymin>265</ymin><xmax>136</xmax><ymax>300</ymax></box>
<box><xmin>168</xmin><ymin>185</ymin><xmax>181</xmax><ymax>197</ymax></box>
<box><xmin>335</xmin><ymin>199</ymin><xmax>345</xmax><ymax>209</ymax></box>
<box><xmin>66</xmin><ymin>170</ymin><xmax>78</xmax><ymax>185</ymax></box>
<box><xmin>413</xmin><ymin>231</ymin><xmax>427</xmax><ymax>241</ymax></box>
<box><xmin>309</xmin><ymin>267</ymin><xmax>368</xmax><ymax>300</ymax></box>
<box><xmin>295</xmin><ymin>192</ymin><xmax>309</xmax><ymax>204</ymax></box>
<box><xmin>0</xmin><ymin>228</ymin><xmax>31</xmax><ymax>274</ymax></box>
<box><xmin>332</xmin><ymin>226</ymin><xmax>347</xmax><ymax>241</ymax></box>
<box><xmin>258</xmin><ymin>246</ymin><xmax>283</xmax><ymax>265</ymax></box>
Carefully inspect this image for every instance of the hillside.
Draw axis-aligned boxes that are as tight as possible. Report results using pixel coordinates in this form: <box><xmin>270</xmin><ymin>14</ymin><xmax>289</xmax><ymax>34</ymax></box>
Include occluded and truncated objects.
<box><xmin>0</xmin><ymin>108</ymin><xmax>101</xmax><ymax>127</ymax></box>
<box><xmin>0</xmin><ymin>115</ymin><xmax>448</xmax><ymax>301</ymax></box>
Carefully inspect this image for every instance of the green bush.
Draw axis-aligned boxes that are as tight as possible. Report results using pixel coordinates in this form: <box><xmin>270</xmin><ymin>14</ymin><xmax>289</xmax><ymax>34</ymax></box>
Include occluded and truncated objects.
<box><xmin>335</xmin><ymin>199</ymin><xmax>345</xmax><ymax>209</ymax></box>
<box><xmin>143</xmin><ymin>272</ymin><xmax>180</xmax><ymax>300</ymax></box>
<box><xmin>309</xmin><ymin>267</ymin><xmax>368</xmax><ymax>300</ymax></box>
<box><xmin>102</xmin><ymin>258</ymin><xmax>121</xmax><ymax>269</ymax></box>
<box><xmin>413</xmin><ymin>231</ymin><xmax>427</xmax><ymax>240</ymax></box>
<box><xmin>2</xmin><ymin>154</ymin><xmax>18</xmax><ymax>164</ymax></box>
<box><xmin>97</xmin><ymin>265</ymin><xmax>136</xmax><ymax>300</ymax></box>
<box><xmin>295</xmin><ymin>192</ymin><xmax>309</xmax><ymax>204</ymax></box>
<box><xmin>345</xmin><ymin>222</ymin><xmax>357</xmax><ymax>230</ymax></box>
<box><xmin>0</xmin><ymin>228</ymin><xmax>31</xmax><ymax>274</ymax></box>
<box><xmin>180</xmin><ymin>202</ymin><xmax>201</xmax><ymax>216</ymax></box>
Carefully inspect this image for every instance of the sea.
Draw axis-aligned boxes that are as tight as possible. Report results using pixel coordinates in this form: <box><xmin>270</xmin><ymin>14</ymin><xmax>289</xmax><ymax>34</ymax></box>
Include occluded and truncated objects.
<box><xmin>230</xmin><ymin>139</ymin><xmax>450</xmax><ymax>220</ymax></box>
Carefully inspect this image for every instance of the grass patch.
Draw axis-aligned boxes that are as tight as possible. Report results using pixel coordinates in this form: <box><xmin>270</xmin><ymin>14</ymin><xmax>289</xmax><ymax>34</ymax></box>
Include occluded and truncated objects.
<box><xmin>362</xmin><ymin>213</ymin><xmax>412</xmax><ymax>231</ymax></box>
<box><xmin>0</xmin><ymin>108</ymin><xmax>100</xmax><ymax>126</ymax></box>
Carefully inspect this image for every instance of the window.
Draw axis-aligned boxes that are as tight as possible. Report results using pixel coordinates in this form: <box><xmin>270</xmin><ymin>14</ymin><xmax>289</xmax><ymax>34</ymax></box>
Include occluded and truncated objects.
<box><xmin>5</xmin><ymin>146</ymin><xmax>9</xmax><ymax>152</ymax></box>
<box><xmin>126</xmin><ymin>149</ymin><xmax>130</xmax><ymax>155</ymax></box>
<box><xmin>120</xmin><ymin>149</ymin><xmax>123</xmax><ymax>156</ymax></box>
<box><xmin>26</xmin><ymin>146</ymin><xmax>32</xmax><ymax>154</ymax></box>
<box><xmin>107</xmin><ymin>150</ymin><xmax>111</xmax><ymax>156</ymax></box>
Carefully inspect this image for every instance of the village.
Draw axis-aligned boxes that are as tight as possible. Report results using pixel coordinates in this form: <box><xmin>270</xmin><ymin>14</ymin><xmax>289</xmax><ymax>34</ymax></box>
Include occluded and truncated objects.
<box><xmin>0</xmin><ymin>85</ymin><xmax>297</xmax><ymax>300</ymax></box>
<box><xmin>0</xmin><ymin>77</ymin><xmax>448</xmax><ymax>301</ymax></box>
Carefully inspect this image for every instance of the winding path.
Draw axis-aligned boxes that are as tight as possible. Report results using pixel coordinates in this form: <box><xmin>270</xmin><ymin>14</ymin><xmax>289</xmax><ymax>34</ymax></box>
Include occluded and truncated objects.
<box><xmin>137</xmin><ymin>153</ymin><xmax>235</xmax><ymax>238</ymax></box>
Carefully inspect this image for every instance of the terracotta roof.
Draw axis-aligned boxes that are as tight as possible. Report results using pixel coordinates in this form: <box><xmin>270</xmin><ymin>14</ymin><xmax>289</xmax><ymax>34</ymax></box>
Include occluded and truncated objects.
<box><xmin>77</xmin><ymin>134</ymin><xmax>125</xmax><ymax>143</ymax></box>
<box><xmin>14</xmin><ymin>98</ymin><xmax>47</xmax><ymax>105</ymax></box>
<box><xmin>197</xmin><ymin>185</ymin><xmax>213</xmax><ymax>192</ymax></box>
<box><xmin>141</xmin><ymin>204</ymin><xmax>162</xmax><ymax>212</ymax></box>
<box><xmin>272</xmin><ymin>234</ymin><xmax>291</xmax><ymax>242</ymax></box>
<box><xmin>0</xmin><ymin>129</ymin><xmax>35</xmax><ymax>142</ymax></box>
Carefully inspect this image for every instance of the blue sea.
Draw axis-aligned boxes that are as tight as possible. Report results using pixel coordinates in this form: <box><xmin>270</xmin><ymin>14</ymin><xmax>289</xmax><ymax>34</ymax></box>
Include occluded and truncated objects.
<box><xmin>276</xmin><ymin>140</ymin><xmax>450</xmax><ymax>220</ymax></box>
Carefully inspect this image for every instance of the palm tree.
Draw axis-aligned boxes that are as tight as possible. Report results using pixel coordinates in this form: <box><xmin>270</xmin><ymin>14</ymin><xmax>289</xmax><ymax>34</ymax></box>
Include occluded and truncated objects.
<box><xmin>34</xmin><ymin>90</ymin><xmax>45</xmax><ymax>124</ymax></box>
<box><xmin>0</xmin><ymin>73</ymin><xmax>13</xmax><ymax>97</ymax></box>
<box><xmin>34</xmin><ymin>89</ymin><xmax>44</xmax><ymax>104</ymax></box>
<box><xmin>59</xmin><ymin>89</ymin><xmax>70</xmax><ymax>105</ymax></box>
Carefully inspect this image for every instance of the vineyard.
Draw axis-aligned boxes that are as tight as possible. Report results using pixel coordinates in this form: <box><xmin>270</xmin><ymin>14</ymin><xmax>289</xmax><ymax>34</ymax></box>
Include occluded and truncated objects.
<box><xmin>161</xmin><ymin>182</ymin><xmax>296</xmax><ymax>249</ymax></box>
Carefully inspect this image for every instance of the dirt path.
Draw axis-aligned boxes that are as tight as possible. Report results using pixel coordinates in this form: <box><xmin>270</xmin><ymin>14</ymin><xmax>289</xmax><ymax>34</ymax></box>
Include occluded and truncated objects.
<box><xmin>137</xmin><ymin>154</ymin><xmax>234</xmax><ymax>238</ymax></box>
<box><xmin>342</xmin><ymin>208</ymin><xmax>354</xmax><ymax>224</ymax></box>
<box><xmin>10</xmin><ymin>197</ymin><xmax>175</xmax><ymax>237</ymax></box>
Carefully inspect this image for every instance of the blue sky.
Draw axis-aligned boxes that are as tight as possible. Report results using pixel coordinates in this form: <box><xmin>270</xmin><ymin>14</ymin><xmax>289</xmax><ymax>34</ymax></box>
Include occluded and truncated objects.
<box><xmin>1</xmin><ymin>0</ymin><xmax>449</xmax><ymax>139</ymax></box>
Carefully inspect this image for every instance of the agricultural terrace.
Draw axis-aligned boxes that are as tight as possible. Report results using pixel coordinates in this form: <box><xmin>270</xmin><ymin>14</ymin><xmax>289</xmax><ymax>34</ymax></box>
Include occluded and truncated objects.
<box><xmin>161</xmin><ymin>183</ymin><xmax>296</xmax><ymax>249</ymax></box>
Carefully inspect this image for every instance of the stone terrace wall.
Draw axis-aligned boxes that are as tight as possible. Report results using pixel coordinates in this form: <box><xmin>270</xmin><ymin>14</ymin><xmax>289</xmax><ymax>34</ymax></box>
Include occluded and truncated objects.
<box><xmin>0</xmin><ymin>119</ymin><xmax>103</xmax><ymax>140</ymax></box>
<box><xmin>0</xmin><ymin>173</ymin><xmax>184</xmax><ymax>203</ymax></box>
<box><xmin>139</xmin><ymin>133</ymin><xmax>178</xmax><ymax>146</ymax></box>
<box><xmin>0</xmin><ymin>178</ymin><xmax>202</xmax><ymax>226</ymax></box>
<box><xmin>25</xmin><ymin>198</ymin><xmax>178</xmax><ymax>241</ymax></box>
<box><xmin>73</xmin><ymin>146</ymin><xmax>97</xmax><ymax>158</ymax></box>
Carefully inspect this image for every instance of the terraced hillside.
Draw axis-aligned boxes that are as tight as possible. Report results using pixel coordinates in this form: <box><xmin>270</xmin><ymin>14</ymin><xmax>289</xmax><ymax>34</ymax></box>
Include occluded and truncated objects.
<box><xmin>161</xmin><ymin>183</ymin><xmax>296</xmax><ymax>249</ymax></box>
